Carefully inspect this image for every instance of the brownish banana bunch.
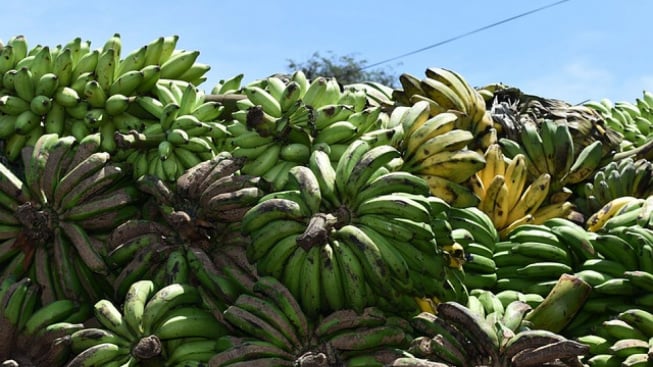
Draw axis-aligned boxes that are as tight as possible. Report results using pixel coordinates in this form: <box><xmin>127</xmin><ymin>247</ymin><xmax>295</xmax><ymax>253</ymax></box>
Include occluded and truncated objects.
<box><xmin>138</xmin><ymin>151</ymin><xmax>266</xmax><ymax>245</ymax></box>
<box><xmin>471</xmin><ymin>144</ymin><xmax>576</xmax><ymax>238</ymax></box>
<box><xmin>397</xmin><ymin>100</ymin><xmax>487</xmax><ymax>208</ymax></box>
<box><xmin>393</xmin><ymin>67</ymin><xmax>497</xmax><ymax>153</ymax></box>
<box><xmin>409</xmin><ymin>299</ymin><xmax>589</xmax><ymax>367</ymax></box>
<box><xmin>0</xmin><ymin>133</ymin><xmax>141</xmax><ymax>304</ymax></box>
<box><xmin>0</xmin><ymin>276</ymin><xmax>88</xmax><ymax>366</ymax></box>
<box><xmin>107</xmin><ymin>152</ymin><xmax>264</xmax><ymax>302</ymax></box>
<box><xmin>488</xmin><ymin>85</ymin><xmax>622</xmax><ymax>163</ymax></box>
<box><xmin>209</xmin><ymin>275</ymin><xmax>414</xmax><ymax>367</ymax></box>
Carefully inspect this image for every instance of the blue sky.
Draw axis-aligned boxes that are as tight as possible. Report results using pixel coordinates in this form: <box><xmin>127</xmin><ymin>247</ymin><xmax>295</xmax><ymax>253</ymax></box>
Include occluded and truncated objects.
<box><xmin>4</xmin><ymin>0</ymin><xmax>653</xmax><ymax>105</ymax></box>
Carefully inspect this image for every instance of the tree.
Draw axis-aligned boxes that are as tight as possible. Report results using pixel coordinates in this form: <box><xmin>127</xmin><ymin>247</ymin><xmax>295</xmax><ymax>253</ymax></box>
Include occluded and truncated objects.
<box><xmin>287</xmin><ymin>51</ymin><xmax>399</xmax><ymax>87</ymax></box>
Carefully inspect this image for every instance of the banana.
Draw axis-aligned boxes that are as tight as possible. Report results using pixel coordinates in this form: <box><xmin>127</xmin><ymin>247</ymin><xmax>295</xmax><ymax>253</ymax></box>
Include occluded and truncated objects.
<box><xmin>586</xmin><ymin>196</ymin><xmax>640</xmax><ymax>232</ymax></box>
<box><xmin>344</xmin><ymin>144</ymin><xmax>401</xmax><ymax>200</ymax></box>
<box><xmin>436</xmin><ymin>301</ymin><xmax>499</xmax><ymax>359</ymax></box>
<box><xmin>165</xmin><ymin>339</ymin><xmax>218</xmax><ymax>366</ymax></box>
<box><xmin>154</xmin><ymin>307</ymin><xmax>227</xmax><ymax>340</ymax></box>
<box><xmin>328</xmin><ymin>325</ymin><xmax>407</xmax><ymax>352</ymax></box>
<box><xmin>330</xmin><ymin>238</ymin><xmax>369</xmax><ymax>313</ymax></box>
<box><xmin>334</xmin><ymin>224</ymin><xmax>391</xmax><ymax>292</ymax></box>
<box><xmin>353</xmin><ymin>171</ymin><xmax>430</xmax><ymax>210</ymax></box>
<box><xmin>252</xmin><ymin>276</ymin><xmax>309</xmax><ymax>343</ymax></box>
<box><xmin>208</xmin><ymin>339</ymin><xmax>294</xmax><ymax>367</ymax></box>
<box><xmin>407</xmin><ymin>129</ymin><xmax>474</xmax><ymax>167</ymax></box>
<box><xmin>94</xmin><ymin>299</ymin><xmax>135</xmax><ymax>341</ymax></box>
<box><xmin>548</xmin><ymin>220</ymin><xmax>596</xmax><ymax>262</ymax></box>
<box><xmin>159</xmin><ymin>50</ymin><xmax>200</xmax><ymax>80</ymax></box>
<box><xmin>314</xmin><ymin>120</ymin><xmax>359</xmax><ymax>145</ymax></box>
<box><xmin>70</xmin><ymin>328</ymin><xmax>130</xmax><ymax>352</ymax></box>
<box><xmin>244</xmin><ymin>85</ymin><xmax>282</xmax><ymax>118</ymax></box>
<box><xmin>565</xmin><ymin>140</ymin><xmax>604</xmax><ymax>184</ymax></box>
<box><xmin>53</xmin><ymin>151</ymin><xmax>110</xmax><ymax>207</ymax></box>
<box><xmin>295</xmin><ymin>244</ymin><xmax>321</xmax><ymax>318</ymax></box>
<box><xmin>412</xmin><ymin>149</ymin><xmax>486</xmax><ymax>184</ymax></box>
<box><xmin>141</xmin><ymin>283</ymin><xmax>201</xmax><ymax>335</ymax></box>
<box><xmin>335</xmin><ymin>139</ymin><xmax>371</xmax><ymax>199</ymax></box>
<box><xmin>618</xmin><ymin>308</ymin><xmax>653</xmax><ymax>337</ymax></box>
<box><xmin>241</xmin><ymin>198</ymin><xmax>306</xmax><ymax>234</ymax></box>
<box><xmin>23</xmin><ymin>299</ymin><xmax>79</xmax><ymax>335</ymax></box>
<box><xmin>223</xmin><ymin>303</ymin><xmax>294</xmax><ymax>351</ymax></box>
<box><xmin>121</xmin><ymin>279</ymin><xmax>155</xmax><ymax>336</ymax></box>
<box><xmin>66</xmin><ymin>342</ymin><xmax>127</xmax><ymax>367</ymax></box>
<box><xmin>356</xmin><ymin>193</ymin><xmax>431</xmax><ymax>224</ymax></box>
<box><xmin>505</xmin><ymin>173</ymin><xmax>551</xmax><ymax>225</ymax></box>
<box><xmin>591</xmin><ymin>233</ymin><xmax>638</xmax><ymax>270</ymax></box>
<box><xmin>420</xmin><ymin>77</ymin><xmax>467</xmax><ymax>113</ymax></box>
<box><xmin>14</xmin><ymin>66</ymin><xmax>35</xmax><ymax>101</ymax></box>
<box><xmin>510</xmin><ymin>241</ymin><xmax>572</xmax><ymax>265</ymax></box>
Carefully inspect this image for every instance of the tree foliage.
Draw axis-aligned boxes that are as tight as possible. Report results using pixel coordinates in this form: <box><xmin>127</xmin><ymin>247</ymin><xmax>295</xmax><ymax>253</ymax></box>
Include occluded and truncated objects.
<box><xmin>287</xmin><ymin>51</ymin><xmax>399</xmax><ymax>87</ymax></box>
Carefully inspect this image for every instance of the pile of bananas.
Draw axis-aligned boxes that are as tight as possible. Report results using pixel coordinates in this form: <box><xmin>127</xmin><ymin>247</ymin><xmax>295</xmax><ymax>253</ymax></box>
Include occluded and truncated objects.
<box><xmin>5</xmin><ymin>32</ymin><xmax>653</xmax><ymax>366</ymax></box>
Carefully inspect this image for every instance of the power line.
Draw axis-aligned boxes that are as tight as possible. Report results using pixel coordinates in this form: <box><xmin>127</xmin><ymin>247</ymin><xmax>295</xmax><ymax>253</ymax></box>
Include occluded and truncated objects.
<box><xmin>362</xmin><ymin>0</ymin><xmax>572</xmax><ymax>70</ymax></box>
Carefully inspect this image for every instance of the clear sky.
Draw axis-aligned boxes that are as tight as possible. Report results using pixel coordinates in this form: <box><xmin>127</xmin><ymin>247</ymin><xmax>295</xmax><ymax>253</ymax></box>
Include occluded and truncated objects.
<box><xmin>3</xmin><ymin>0</ymin><xmax>652</xmax><ymax>105</ymax></box>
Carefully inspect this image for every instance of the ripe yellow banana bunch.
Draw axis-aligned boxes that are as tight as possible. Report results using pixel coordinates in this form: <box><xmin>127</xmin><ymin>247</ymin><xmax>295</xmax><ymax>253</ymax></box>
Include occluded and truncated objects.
<box><xmin>393</xmin><ymin>67</ymin><xmax>497</xmax><ymax>152</ymax></box>
<box><xmin>471</xmin><ymin>144</ymin><xmax>574</xmax><ymax>238</ymax></box>
<box><xmin>399</xmin><ymin>100</ymin><xmax>486</xmax><ymax>208</ymax></box>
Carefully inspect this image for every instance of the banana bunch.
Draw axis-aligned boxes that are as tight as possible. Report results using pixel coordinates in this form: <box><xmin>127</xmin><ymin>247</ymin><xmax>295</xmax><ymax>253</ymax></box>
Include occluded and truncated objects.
<box><xmin>188</xmin><ymin>243</ymin><xmax>260</xmax><ymax>311</ymax></box>
<box><xmin>579</xmin><ymin>225</ymin><xmax>653</xmax><ymax>299</ymax></box>
<box><xmin>241</xmin><ymin>142</ymin><xmax>449</xmax><ymax>316</ymax></box>
<box><xmin>115</xmin><ymin>79</ymin><xmax>228</xmax><ymax>182</ymax></box>
<box><xmin>493</xmin><ymin>222</ymin><xmax>585</xmax><ymax>297</ymax></box>
<box><xmin>397</xmin><ymin>100</ymin><xmax>486</xmax><ymax>208</ymax></box>
<box><xmin>207</xmin><ymin>276</ymin><xmax>310</xmax><ymax>366</ymax></box>
<box><xmin>489</xmin><ymin>85</ymin><xmax>622</xmax><ymax>162</ymax></box>
<box><xmin>312</xmin><ymin>307</ymin><xmax>413</xmax><ymax>366</ymax></box>
<box><xmin>447</xmin><ymin>206</ymin><xmax>500</xmax><ymax>290</ymax></box>
<box><xmin>210</xmin><ymin>276</ymin><xmax>413</xmax><ymax>367</ymax></box>
<box><xmin>68</xmin><ymin>280</ymin><xmax>229</xmax><ymax>366</ymax></box>
<box><xmin>585</xmin><ymin>91</ymin><xmax>653</xmax><ymax>150</ymax></box>
<box><xmin>499</xmin><ymin>119</ymin><xmax>606</xmax><ymax>197</ymax></box>
<box><xmin>137</xmin><ymin>151</ymin><xmax>265</xmax><ymax>242</ymax></box>
<box><xmin>106</xmin><ymin>217</ymin><xmax>258</xmax><ymax>304</ymax></box>
<box><xmin>0</xmin><ymin>133</ymin><xmax>142</xmax><ymax>303</ymax></box>
<box><xmin>409</xmin><ymin>300</ymin><xmax>589</xmax><ymax>367</ymax></box>
<box><xmin>344</xmin><ymin>80</ymin><xmax>396</xmax><ymax>109</ymax></box>
<box><xmin>585</xmin><ymin>195</ymin><xmax>653</xmax><ymax>232</ymax></box>
<box><xmin>577</xmin><ymin>308</ymin><xmax>653</xmax><ymax>367</ymax></box>
<box><xmin>472</xmin><ymin>143</ymin><xmax>576</xmax><ymax>238</ymax></box>
<box><xmin>0</xmin><ymin>34</ymin><xmax>211</xmax><ymax>163</ymax></box>
<box><xmin>226</xmin><ymin>73</ymin><xmax>388</xmax><ymax>190</ymax></box>
<box><xmin>0</xmin><ymin>276</ymin><xmax>88</xmax><ymax>366</ymax></box>
<box><xmin>393</xmin><ymin>67</ymin><xmax>497</xmax><ymax>152</ymax></box>
<box><xmin>575</xmin><ymin>156</ymin><xmax>653</xmax><ymax>217</ymax></box>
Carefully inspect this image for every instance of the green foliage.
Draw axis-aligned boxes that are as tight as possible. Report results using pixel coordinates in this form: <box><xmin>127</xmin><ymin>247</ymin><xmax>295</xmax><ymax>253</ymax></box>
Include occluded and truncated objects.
<box><xmin>287</xmin><ymin>51</ymin><xmax>399</xmax><ymax>87</ymax></box>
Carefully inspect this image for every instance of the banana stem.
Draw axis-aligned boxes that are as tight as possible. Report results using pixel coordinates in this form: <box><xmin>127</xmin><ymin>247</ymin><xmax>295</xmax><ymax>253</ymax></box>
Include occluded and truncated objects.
<box><xmin>297</xmin><ymin>213</ymin><xmax>337</xmax><ymax>250</ymax></box>
<box><xmin>612</xmin><ymin>137</ymin><xmax>653</xmax><ymax>162</ymax></box>
<box><xmin>132</xmin><ymin>335</ymin><xmax>162</xmax><ymax>363</ymax></box>
<box><xmin>204</xmin><ymin>93</ymin><xmax>245</xmax><ymax>120</ymax></box>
